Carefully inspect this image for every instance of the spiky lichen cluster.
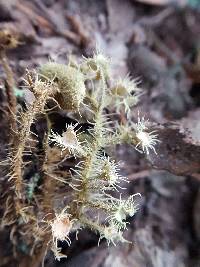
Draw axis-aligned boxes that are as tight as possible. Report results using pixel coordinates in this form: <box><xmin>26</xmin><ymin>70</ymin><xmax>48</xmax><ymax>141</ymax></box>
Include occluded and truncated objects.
<box><xmin>110</xmin><ymin>76</ymin><xmax>142</xmax><ymax>116</ymax></box>
<box><xmin>2</xmin><ymin>51</ymin><xmax>160</xmax><ymax>264</ymax></box>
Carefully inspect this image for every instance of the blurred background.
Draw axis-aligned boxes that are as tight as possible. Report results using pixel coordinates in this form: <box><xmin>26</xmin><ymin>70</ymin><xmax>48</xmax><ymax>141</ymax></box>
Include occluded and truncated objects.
<box><xmin>0</xmin><ymin>0</ymin><xmax>200</xmax><ymax>266</ymax></box>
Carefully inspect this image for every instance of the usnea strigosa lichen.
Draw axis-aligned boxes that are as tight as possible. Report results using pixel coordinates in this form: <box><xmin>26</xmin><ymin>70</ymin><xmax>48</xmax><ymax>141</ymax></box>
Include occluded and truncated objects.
<box><xmin>2</xmin><ymin>51</ymin><xmax>159</xmax><ymax>262</ymax></box>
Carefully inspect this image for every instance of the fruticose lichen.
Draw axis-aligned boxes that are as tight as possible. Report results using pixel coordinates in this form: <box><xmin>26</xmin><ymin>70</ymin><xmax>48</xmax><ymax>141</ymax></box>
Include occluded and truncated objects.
<box><xmin>1</xmin><ymin>51</ymin><xmax>159</xmax><ymax>263</ymax></box>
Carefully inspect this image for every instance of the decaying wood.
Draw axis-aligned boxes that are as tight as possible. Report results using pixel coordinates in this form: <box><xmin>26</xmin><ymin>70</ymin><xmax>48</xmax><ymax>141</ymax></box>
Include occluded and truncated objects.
<box><xmin>148</xmin><ymin>124</ymin><xmax>200</xmax><ymax>175</ymax></box>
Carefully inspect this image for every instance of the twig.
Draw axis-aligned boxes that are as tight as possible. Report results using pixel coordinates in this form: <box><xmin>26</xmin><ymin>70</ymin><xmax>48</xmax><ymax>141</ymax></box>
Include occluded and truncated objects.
<box><xmin>9</xmin><ymin>76</ymin><xmax>57</xmax><ymax>200</ymax></box>
<box><xmin>149</xmin><ymin>30</ymin><xmax>180</xmax><ymax>64</ymax></box>
<box><xmin>41</xmin><ymin>133</ymin><xmax>57</xmax><ymax>213</ymax></box>
<box><xmin>17</xmin><ymin>0</ymin><xmax>81</xmax><ymax>45</ymax></box>
<box><xmin>191</xmin><ymin>173</ymin><xmax>200</xmax><ymax>181</ymax></box>
<box><xmin>19</xmin><ymin>237</ymin><xmax>51</xmax><ymax>267</ymax></box>
<box><xmin>128</xmin><ymin>169</ymin><xmax>151</xmax><ymax>181</ymax></box>
<box><xmin>66</xmin><ymin>14</ymin><xmax>90</xmax><ymax>47</ymax></box>
<box><xmin>138</xmin><ymin>7</ymin><xmax>173</xmax><ymax>26</ymax></box>
<box><xmin>0</xmin><ymin>50</ymin><xmax>17</xmax><ymax>135</ymax></box>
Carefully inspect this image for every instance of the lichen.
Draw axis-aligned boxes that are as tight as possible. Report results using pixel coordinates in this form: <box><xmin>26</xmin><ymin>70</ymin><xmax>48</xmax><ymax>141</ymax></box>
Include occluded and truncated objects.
<box><xmin>2</xmin><ymin>51</ymin><xmax>160</xmax><ymax>263</ymax></box>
